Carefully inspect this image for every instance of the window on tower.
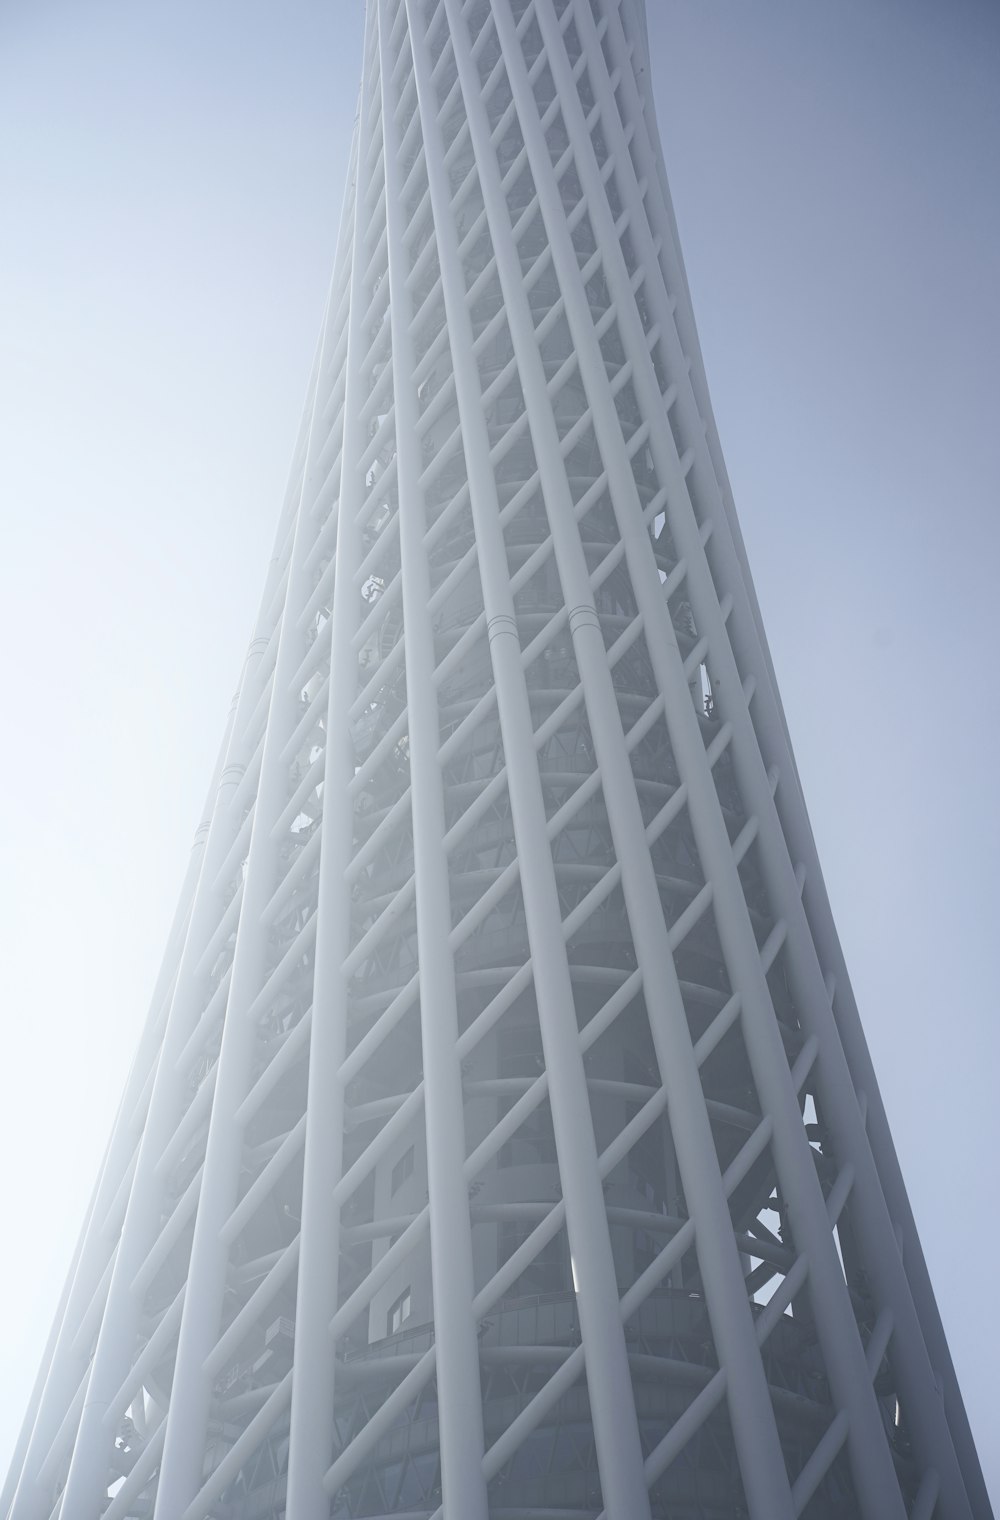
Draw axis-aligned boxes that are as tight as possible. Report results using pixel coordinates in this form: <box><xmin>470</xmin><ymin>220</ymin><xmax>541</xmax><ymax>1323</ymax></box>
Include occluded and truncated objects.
<box><xmin>390</xmin><ymin>1144</ymin><xmax>415</xmax><ymax>1194</ymax></box>
<box><xmin>388</xmin><ymin>1287</ymin><xmax>412</xmax><ymax>1336</ymax></box>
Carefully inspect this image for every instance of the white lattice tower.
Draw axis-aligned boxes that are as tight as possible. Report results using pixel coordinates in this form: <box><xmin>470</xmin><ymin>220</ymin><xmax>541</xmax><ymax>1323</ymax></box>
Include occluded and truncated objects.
<box><xmin>3</xmin><ymin>2</ymin><xmax>991</xmax><ymax>1519</ymax></box>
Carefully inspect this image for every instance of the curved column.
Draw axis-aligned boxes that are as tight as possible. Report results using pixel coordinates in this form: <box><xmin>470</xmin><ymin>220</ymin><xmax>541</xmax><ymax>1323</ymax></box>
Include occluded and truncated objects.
<box><xmin>284</xmin><ymin>19</ymin><xmax>387</xmax><ymax>1516</ymax></box>
<box><xmin>50</xmin><ymin>606</ymin><xmax>294</xmax><ymax>1520</ymax></box>
<box><xmin>587</xmin><ymin>3</ymin><xmax>977</xmax><ymax>1513</ymax></box>
<box><xmin>150</xmin><ymin>278</ymin><xmax>345</xmax><ymax>1520</ymax></box>
<box><xmin>376</xmin><ymin>2</ymin><xmax>491</xmax><ymax>1508</ymax></box>
<box><xmin>404</xmin><ymin>4</ymin><xmax>652</xmax><ymax>1515</ymax></box>
<box><xmin>455</xmin><ymin>4</ymin><xmax>795</xmax><ymax>1514</ymax></box>
<box><xmin>518</xmin><ymin>3</ymin><xmax>910</xmax><ymax>1514</ymax></box>
<box><xmin>5</xmin><ymin>677</ymin><xmax>258</xmax><ymax>1520</ymax></box>
<box><xmin>6</xmin><ymin>8</ymin><xmax>989</xmax><ymax>1520</ymax></box>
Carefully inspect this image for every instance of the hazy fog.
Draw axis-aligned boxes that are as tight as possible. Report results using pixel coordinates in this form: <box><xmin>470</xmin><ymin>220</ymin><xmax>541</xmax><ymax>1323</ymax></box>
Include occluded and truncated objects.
<box><xmin>1</xmin><ymin>0</ymin><xmax>997</xmax><ymax>1502</ymax></box>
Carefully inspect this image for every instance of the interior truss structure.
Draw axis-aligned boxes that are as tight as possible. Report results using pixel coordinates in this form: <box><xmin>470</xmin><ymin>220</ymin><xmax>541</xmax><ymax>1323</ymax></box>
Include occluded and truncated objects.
<box><xmin>3</xmin><ymin>2</ymin><xmax>991</xmax><ymax>1518</ymax></box>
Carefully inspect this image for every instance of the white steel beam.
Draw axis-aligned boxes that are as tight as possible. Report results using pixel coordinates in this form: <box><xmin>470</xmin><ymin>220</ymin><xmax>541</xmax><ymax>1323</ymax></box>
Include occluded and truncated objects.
<box><xmin>4</xmin><ymin>5</ymin><xmax>989</xmax><ymax>1520</ymax></box>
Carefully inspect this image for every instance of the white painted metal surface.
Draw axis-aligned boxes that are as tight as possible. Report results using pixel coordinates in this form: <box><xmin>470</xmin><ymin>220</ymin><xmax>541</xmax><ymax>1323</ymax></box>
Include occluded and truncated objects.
<box><xmin>3</xmin><ymin>2</ymin><xmax>991</xmax><ymax>1518</ymax></box>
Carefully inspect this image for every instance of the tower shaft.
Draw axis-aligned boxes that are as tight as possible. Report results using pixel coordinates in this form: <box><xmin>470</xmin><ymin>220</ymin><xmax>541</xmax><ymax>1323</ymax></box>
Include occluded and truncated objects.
<box><xmin>4</xmin><ymin>2</ymin><xmax>990</xmax><ymax>1519</ymax></box>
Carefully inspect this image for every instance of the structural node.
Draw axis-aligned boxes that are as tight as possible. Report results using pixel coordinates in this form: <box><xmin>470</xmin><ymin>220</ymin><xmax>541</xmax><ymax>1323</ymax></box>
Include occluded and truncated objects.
<box><xmin>3</xmin><ymin>2</ymin><xmax>990</xmax><ymax>1519</ymax></box>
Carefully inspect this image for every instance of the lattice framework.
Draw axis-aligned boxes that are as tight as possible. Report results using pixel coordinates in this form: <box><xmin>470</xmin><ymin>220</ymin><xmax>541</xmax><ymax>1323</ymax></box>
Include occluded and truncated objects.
<box><xmin>3</xmin><ymin>2</ymin><xmax>990</xmax><ymax>1520</ymax></box>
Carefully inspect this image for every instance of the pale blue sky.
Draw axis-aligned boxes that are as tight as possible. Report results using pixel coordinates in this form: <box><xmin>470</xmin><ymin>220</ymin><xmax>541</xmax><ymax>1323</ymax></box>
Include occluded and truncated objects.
<box><xmin>1</xmin><ymin>0</ymin><xmax>997</xmax><ymax>1504</ymax></box>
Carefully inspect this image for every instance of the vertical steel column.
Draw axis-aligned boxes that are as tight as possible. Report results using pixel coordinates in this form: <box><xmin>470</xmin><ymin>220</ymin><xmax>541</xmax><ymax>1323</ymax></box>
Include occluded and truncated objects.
<box><xmin>456</xmin><ymin>4</ymin><xmax>795</xmax><ymax>1513</ymax></box>
<box><xmin>378</xmin><ymin>5</ymin><xmax>490</xmax><ymax>1509</ymax></box>
<box><xmin>8</xmin><ymin>1013</ymin><xmax>163</xmax><ymax>1512</ymax></box>
<box><xmin>404</xmin><ymin>4</ymin><xmax>652</xmax><ymax>1515</ymax></box>
<box><xmin>1</xmin><ymin>1242</ymin><xmax>78</xmax><ymax>1517</ymax></box>
<box><xmin>50</xmin><ymin>618</ymin><xmax>291</xmax><ymax>1520</ymax></box>
<box><xmin>283</xmin><ymin>36</ymin><xmax>380</xmax><ymax>1520</ymax></box>
<box><xmin>5</xmin><ymin>702</ymin><xmax>245</xmax><ymax>1520</ymax></box>
<box><xmin>19</xmin><ymin>310</ymin><xmax>326</xmax><ymax>1513</ymax></box>
<box><xmin>150</xmin><ymin>282</ymin><xmax>344</xmax><ymax>1520</ymax></box>
<box><xmin>56</xmin><ymin>778</ymin><xmax>244</xmax><ymax>1520</ymax></box>
<box><xmin>588</xmin><ymin>4</ymin><xmax>978</xmax><ymax>1513</ymax></box>
<box><xmin>6</xmin><ymin>1166</ymin><xmax>109</xmax><ymax>1519</ymax></box>
<box><xmin>5</xmin><ymin>8</ymin><xmax>990</xmax><ymax>1520</ymax></box>
<box><xmin>523</xmin><ymin>3</ymin><xmax>908</xmax><ymax>1513</ymax></box>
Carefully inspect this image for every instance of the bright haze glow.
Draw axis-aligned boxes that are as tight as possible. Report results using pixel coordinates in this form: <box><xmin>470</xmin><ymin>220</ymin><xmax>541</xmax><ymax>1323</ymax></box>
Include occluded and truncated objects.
<box><xmin>1</xmin><ymin>1</ymin><xmax>997</xmax><ymax>1506</ymax></box>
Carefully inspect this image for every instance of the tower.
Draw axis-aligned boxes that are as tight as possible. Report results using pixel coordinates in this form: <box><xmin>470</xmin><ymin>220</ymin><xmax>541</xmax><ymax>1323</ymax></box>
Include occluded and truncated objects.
<box><xmin>3</xmin><ymin>0</ymin><xmax>991</xmax><ymax>1517</ymax></box>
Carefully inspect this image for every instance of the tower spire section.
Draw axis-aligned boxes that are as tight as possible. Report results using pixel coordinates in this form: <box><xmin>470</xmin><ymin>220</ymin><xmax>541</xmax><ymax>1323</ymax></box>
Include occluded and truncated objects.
<box><xmin>5</xmin><ymin>1</ymin><xmax>991</xmax><ymax>1518</ymax></box>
